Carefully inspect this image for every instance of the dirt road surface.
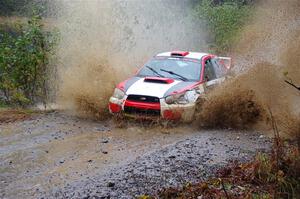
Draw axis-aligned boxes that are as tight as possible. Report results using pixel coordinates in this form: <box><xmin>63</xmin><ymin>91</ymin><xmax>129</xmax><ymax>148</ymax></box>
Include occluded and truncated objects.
<box><xmin>0</xmin><ymin>111</ymin><xmax>271</xmax><ymax>199</ymax></box>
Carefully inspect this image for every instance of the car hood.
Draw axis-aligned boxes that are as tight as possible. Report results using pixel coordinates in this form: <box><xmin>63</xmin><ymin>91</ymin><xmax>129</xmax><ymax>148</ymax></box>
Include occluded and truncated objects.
<box><xmin>125</xmin><ymin>77</ymin><xmax>197</xmax><ymax>98</ymax></box>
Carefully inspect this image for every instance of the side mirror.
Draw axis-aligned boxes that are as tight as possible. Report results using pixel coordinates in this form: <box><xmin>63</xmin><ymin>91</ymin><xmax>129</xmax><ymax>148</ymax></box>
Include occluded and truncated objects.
<box><xmin>206</xmin><ymin>77</ymin><xmax>225</xmax><ymax>88</ymax></box>
<box><xmin>195</xmin><ymin>89</ymin><xmax>202</xmax><ymax>94</ymax></box>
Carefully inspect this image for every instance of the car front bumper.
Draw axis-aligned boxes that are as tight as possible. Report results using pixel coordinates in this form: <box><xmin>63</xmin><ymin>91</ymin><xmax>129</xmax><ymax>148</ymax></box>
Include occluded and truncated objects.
<box><xmin>109</xmin><ymin>96</ymin><xmax>196</xmax><ymax>122</ymax></box>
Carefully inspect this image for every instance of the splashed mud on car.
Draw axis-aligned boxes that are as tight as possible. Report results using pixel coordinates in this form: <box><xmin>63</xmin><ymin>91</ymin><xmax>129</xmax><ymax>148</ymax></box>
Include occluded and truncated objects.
<box><xmin>109</xmin><ymin>51</ymin><xmax>231</xmax><ymax>122</ymax></box>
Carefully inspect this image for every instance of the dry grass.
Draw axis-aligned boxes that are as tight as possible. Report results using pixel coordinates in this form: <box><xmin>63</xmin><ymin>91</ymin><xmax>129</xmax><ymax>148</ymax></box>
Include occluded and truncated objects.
<box><xmin>0</xmin><ymin>108</ymin><xmax>33</xmax><ymax>123</ymax></box>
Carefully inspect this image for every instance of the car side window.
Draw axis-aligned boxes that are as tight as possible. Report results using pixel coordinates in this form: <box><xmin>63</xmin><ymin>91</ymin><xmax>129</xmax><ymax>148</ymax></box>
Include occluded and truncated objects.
<box><xmin>204</xmin><ymin>59</ymin><xmax>216</xmax><ymax>81</ymax></box>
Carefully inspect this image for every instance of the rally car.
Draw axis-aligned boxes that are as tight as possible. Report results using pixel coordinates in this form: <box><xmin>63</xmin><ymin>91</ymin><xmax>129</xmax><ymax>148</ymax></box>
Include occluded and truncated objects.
<box><xmin>109</xmin><ymin>51</ymin><xmax>231</xmax><ymax>122</ymax></box>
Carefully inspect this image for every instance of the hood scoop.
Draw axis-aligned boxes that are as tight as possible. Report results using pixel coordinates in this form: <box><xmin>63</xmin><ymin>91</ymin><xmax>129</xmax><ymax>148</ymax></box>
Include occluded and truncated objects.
<box><xmin>144</xmin><ymin>77</ymin><xmax>174</xmax><ymax>84</ymax></box>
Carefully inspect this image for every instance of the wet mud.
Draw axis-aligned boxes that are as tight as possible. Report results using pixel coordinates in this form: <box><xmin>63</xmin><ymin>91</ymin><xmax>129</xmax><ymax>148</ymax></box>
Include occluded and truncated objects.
<box><xmin>0</xmin><ymin>112</ymin><xmax>271</xmax><ymax>199</ymax></box>
<box><xmin>44</xmin><ymin>131</ymin><xmax>271</xmax><ymax>199</ymax></box>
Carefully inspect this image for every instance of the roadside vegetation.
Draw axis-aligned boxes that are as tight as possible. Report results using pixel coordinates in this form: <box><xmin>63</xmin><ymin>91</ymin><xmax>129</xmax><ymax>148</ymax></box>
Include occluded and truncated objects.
<box><xmin>0</xmin><ymin>0</ymin><xmax>49</xmax><ymax>17</ymax></box>
<box><xmin>194</xmin><ymin>0</ymin><xmax>254</xmax><ymax>53</ymax></box>
<box><xmin>0</xmin><ymin>10</ymin><xmax>57</xmax><ymax>107</ymax></box>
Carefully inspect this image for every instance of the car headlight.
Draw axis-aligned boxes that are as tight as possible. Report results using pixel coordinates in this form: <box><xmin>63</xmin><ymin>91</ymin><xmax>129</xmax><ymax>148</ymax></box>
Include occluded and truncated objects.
<box><xmin>165</xmin><ymin>92</ymin><xmax>189</xmax><ymax>104</ymax></box>
<box><xmin>112</xmin><ymin>88</ymin><xmax>125</xmax><ymax>99</ymax></box>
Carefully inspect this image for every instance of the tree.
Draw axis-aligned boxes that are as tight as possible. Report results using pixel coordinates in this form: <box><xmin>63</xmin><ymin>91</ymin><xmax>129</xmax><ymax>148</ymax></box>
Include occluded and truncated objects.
<box><xmin>194</xmin><ymin>0</ymin><xmax>253</xmax><ymax>52</ymax></box>
<box><xmin>0</xmin><ymin>13</ymin><xmax>57</xmax><ymax>106</ymax></box>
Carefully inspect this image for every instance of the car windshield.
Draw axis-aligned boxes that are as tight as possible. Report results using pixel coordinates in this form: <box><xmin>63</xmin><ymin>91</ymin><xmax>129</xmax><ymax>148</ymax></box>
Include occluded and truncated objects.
<box><xmin>137</xmin><ymin>57</ymin><xmax>201</xmax><ymax>81</ymax></box>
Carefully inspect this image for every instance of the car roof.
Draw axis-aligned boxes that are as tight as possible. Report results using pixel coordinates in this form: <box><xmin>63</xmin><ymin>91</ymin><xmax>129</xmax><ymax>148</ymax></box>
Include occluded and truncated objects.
<box><xmin>155</xmin><ymin>51</ymin><xmax>210</xmax><ymax>61</ymax></box>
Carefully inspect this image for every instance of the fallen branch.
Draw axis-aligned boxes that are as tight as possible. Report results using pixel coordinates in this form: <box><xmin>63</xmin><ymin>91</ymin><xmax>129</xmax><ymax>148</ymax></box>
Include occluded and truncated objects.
<box><xmin>284</xmin><ymin>80</ymin><xmax>300</xmax><ymax>91</ymax></box>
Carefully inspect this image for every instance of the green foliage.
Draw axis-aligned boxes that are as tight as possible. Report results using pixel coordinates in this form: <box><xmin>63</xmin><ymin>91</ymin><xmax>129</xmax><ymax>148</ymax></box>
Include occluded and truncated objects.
<box><xmin>0</xmin><ymin>0</ymin><xmax>29</xmax><ymax>16</ymax></box>
<box><xmin>0</xmin><ymin>13</ymin><xmax>57</xmax><ymax>106</ymax></box>
<box><xmin>194</xmin><ymin>0</ymin><xmax>253</xmax><ymax>52</ymax></box>
<box><xmin>11</xmin><ymin>92</ymin><xmax>31</xmax><ymax>106</ymax></box>
<box><xmin>0</xmin><ymin>100</ymin><xmax>8</xmax><ymax>108</ymax></box>
<box><xmin>0</xmin><ymin>0</ymin><xmax>49</xmax><ymax>17</ymax></box>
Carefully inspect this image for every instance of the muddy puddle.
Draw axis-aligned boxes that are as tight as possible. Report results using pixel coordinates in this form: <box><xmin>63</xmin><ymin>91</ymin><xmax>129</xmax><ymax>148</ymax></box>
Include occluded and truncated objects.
<box><xmin>0</xmin><ymin>112</ymin><xmax>200</xmax><ymax>198</ymax></box>
<box><xmin>0</xmin><ymin>111</ymin><xmax>272</xmax><ymax>199</ymax></box>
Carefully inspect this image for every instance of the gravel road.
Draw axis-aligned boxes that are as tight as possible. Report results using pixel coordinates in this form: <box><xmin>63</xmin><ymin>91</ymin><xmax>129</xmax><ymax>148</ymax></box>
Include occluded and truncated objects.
<box><xmin>0</xmin><ymin>111</ymin><xmax>272</xmax><ymax>199</ymax></box>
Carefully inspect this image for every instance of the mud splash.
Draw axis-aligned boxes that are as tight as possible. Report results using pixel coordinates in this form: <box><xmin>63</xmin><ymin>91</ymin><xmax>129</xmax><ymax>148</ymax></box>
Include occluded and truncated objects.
<box><xmin>196</xmin><ymin>85</ymin><xmax>265</xmax><ymax>129</ymax></box>
<box><xmin>196</xmin><ymin>0</ymin><xmax>300</xmax><ymax>135</ymax></box>
<box><xmin>52</xmin><ymin>0</ymin><xmax>206</xmax><ymax>118</ymax></box>
<box><xmin>58</xmin><ymin>61</ymin><xmax>116</xmax><ymax>119</ymax></box>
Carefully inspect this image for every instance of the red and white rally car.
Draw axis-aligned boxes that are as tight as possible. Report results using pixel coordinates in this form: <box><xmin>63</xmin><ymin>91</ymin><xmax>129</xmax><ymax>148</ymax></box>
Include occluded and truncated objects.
<box><xmin>109</xmin><ymin>51</ymin><xmax>231</xmax><ymax>122</ymax></box>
